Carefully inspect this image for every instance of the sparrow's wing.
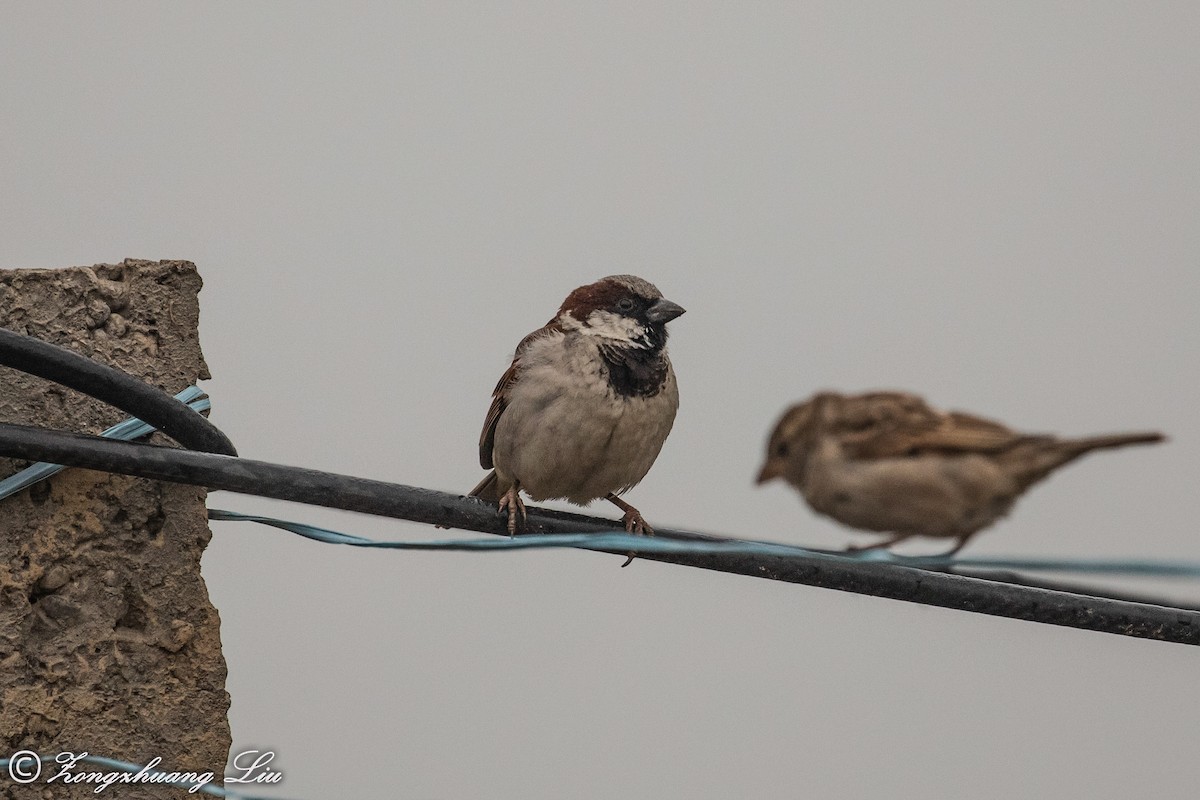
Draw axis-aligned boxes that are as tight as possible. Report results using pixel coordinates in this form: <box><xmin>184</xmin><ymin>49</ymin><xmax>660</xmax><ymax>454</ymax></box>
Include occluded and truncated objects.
<box><xmin>479</xmin><ymin>360</ymin><xmax>517</xmax><ymax>469</ymax></box>
<box><xmin>478</xmin><ymin>322</ymin><xmax>560</xmax><ymax>469</ymax></box>
<box><xmin>904</xmin><ymin>411</ymin><xmax>1025</xmax><ymax>454</ymax></box>
<box><xmin>832</xmin><ymin>392</ymin><xmax>1023</xmax><ymax>458</ymax></box>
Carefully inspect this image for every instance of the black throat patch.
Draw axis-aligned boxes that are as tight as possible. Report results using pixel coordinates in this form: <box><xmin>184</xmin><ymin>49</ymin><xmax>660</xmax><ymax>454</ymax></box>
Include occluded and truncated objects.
<box><xmin>598</xmin><ymin>337</ymin><xmax>670</xmax><ymax>399</ymax></box>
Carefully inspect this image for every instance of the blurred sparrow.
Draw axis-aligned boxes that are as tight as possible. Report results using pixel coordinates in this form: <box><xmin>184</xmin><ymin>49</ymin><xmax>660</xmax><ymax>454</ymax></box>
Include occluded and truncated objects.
<box><xmin>471</xmin><ymin>275</ymin><xmax>685</xmax><ymax>560</ymax></box>
<box><xmin>757</xmin><ymin>390</ymin><xmax>1164</xmax><ymax>555</ymax></box>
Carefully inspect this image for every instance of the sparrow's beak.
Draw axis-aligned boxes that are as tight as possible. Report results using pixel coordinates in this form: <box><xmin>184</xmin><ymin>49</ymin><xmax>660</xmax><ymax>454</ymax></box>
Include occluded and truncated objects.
<box><xmin>647</xmin><ymin>298</ymin><xmax>686</xmax><ymax>324</ymax></box>
<box><xmin>756</xmin><ymin>459</ymin><xmax>782</xmax><ymax>485</ymax></box>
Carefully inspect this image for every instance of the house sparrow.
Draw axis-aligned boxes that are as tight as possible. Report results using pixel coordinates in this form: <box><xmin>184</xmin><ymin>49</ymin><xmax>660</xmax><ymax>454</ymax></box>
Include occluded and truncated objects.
<box><xmin>757</xmin><ymin>390</ymin><xmax>1164</xmax><ymax>555</ymax></box>
<box><xmin>470</xmin><ymin>275</ymin><xmax>685</xmax><ymax>561</ymax></box>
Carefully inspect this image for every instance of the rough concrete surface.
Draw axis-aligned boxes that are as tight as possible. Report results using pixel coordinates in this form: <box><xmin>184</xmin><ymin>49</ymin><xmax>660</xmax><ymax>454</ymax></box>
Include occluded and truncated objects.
<box><xmin>0</xmin><ymin>260</ymin><xmax>230</xmax><ymax>797</ymax></box>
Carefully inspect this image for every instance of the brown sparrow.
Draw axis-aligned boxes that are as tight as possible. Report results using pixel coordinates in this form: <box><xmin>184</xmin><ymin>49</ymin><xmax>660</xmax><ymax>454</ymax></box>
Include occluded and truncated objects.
<box><xmin>757</xmin><ymin>390</ymin><xmax>1164</xmax><ymax>555</ymax></box>
<box><xmin>471</xmin><ymin>275</ymin><xmax>685</xmax><ymax>551</ymax></box>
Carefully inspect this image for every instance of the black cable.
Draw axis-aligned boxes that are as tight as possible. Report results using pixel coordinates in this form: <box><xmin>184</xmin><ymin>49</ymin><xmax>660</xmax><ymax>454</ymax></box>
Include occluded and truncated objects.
<box><xmin>0</xmin><ymin>421</ymin><xmax>1195</xmax><ymax>646</ymax></box>
<box><xmin>0</xmin><ymin>327</ymin><xmax>237</xmax><ymax>456</ymax></box>
<box><xmin>942</xmin><ymin>568</ymin><xmax>1200</xmax><ymax>613</ymax></box>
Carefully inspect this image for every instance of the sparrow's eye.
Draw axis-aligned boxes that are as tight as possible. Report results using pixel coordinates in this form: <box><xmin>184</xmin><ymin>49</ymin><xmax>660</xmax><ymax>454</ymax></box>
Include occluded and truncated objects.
<box><xmin>616</xmin><ymin>297</ymin><xmax>636</xmax><ymax>312</ymax></box>
<box><xmin>774</xmin><ymin>442</ymin><xmax>789</xmax><ymax>458</ymax></box>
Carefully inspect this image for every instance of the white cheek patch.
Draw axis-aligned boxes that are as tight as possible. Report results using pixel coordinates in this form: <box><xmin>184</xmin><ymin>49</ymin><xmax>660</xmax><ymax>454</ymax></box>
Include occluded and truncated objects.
<box><xmin>581</xmin><ymin>309</ymin><xmax>648</xmax><ymax>344</ymax></box>
<box><xmin>558</xmin><ymin>311</ymin><xmax>585</xmax><ymax>332</ymax></box>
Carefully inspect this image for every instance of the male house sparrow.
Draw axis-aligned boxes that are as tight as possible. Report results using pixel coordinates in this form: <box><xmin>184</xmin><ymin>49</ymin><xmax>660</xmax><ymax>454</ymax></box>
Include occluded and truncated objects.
<box><xmin>757</xmin><ymin>390</ymin><xmax>1163</xmax><ymax>555</ymax></box>
<box><xmin>471</xmin><ymin>275</ymin><xmax>685</xmax><ymax>548</ymax></box>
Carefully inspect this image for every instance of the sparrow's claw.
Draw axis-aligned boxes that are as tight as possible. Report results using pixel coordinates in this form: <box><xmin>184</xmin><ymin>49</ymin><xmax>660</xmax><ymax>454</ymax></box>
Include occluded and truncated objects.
<box><xmin>621</xmin><ymin>511</ymin><xmax>653</xmax><ymax>536</ymax></box>
<box><xmin>618</xmin><ymin>514</ymin><xmax>654</xmax><ymax>568</ymax></box>
<box><xmin>497</xmin><ymin>485</ymin><xmax>526</xmax><ymax>537</ymax></box>
<box><xmin>605</xmin><ymin>493</ymin><xmax>652</xmax><ymax>567</ymax></box>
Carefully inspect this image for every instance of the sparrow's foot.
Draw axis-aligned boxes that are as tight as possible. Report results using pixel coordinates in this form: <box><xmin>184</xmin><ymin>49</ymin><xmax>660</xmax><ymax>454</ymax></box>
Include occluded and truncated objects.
<box><xmin>606</xmin><ymin>493</ymin><xmax>652</xmax><ymax>567</ymax></box>
<box><xmin>939</xmin><ymin>533</ymin><xmax>976</xmax><ymax>558</ymax></box>
<box><xmin>497</xmin><ymin>485</ymin><xmax>527</xmax><ymax>537</ymax></box>
<box><xmin>845</xmin><ymin>531</ymin><xmax>914</xmax><ymax>553</ymax></box>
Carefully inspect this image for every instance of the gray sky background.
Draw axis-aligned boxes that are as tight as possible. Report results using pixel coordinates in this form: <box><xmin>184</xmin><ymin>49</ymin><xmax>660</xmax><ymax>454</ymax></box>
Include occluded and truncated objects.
<box><xmin>3</xmin><ymin>3</ymin><xmax>1199</xmax><ymax>798</ymax></box>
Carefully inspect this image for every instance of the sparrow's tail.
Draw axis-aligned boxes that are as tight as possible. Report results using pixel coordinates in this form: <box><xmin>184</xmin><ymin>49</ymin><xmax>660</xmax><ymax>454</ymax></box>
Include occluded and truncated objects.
<box><xmin>1010</xmin><ymin>431</ymin><xmax>1165</xmax><ymax>489</ymax></box>
<box><xmin>1066</xmin><ymin>431</ymin><xmax>1166</xmax><ymax>454</ymax></box>
<box><xmin>470</xmin><ymin>469</ymin><xmax>501</xmax><ymax>503</ymax></box>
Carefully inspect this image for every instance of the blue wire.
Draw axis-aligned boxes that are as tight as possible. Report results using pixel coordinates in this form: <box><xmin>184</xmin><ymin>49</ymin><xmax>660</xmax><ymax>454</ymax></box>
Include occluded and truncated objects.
<box><xmin>0</xmin><ymin>389</ymin><xmax>1195</xmax><ymax>800</ymax></box>
<box><xmin>207</xmin><ymin>508</ymin><xmax>1200</xmax><ymax>579</ymax></box>
<box><xmin>4</xmin><ymin>386</ymin><xmax>1199</xmax><ymax>579</ymax></box>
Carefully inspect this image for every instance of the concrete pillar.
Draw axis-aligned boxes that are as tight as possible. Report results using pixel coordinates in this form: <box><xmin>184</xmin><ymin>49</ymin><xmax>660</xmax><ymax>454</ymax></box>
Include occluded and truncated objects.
<box><xmin>0</xmin><ymin>260</ymin><xmax>230</xmax><ymax>796</ymax></box>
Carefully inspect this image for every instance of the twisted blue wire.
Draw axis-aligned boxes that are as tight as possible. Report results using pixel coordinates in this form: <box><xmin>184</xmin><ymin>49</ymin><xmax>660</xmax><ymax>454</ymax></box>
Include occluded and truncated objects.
<box><xmin>207</xmin><ymin>508</ymin><xmax>1200</xmax><ymax>578</ymax></box>
<box><xmin>3</xmin><ymin>385</ymin><xmax>1197</xmax><ymax>579</ymax></box>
